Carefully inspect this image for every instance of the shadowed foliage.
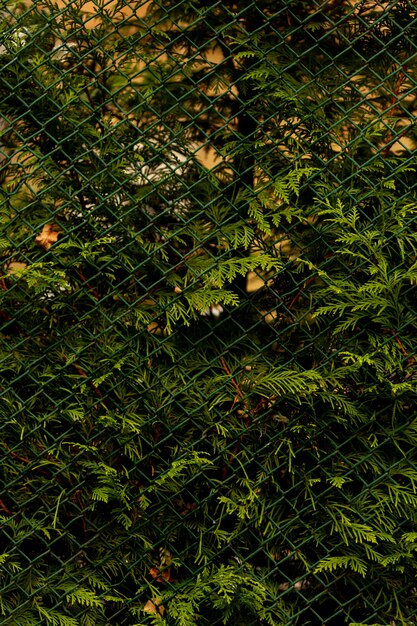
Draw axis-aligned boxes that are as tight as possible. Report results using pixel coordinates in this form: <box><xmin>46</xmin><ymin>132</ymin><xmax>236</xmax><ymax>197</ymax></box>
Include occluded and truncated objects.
<box><xmin>0</xmin><ymin>0</ymin><xmax>417</xmax><ymax>624</ymax></box>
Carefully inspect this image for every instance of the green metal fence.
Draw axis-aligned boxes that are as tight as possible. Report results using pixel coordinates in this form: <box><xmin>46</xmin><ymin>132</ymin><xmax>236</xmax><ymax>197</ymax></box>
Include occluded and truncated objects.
<box><xmin>1</xmin><ymin>0</ymin><xmax>417</xmax><ymax>624</ymax></box>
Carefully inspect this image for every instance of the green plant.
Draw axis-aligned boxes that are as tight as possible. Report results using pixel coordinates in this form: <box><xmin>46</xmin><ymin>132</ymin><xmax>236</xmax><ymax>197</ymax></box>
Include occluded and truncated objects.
<box><xmin>0</xmin><ymin>1</ymin><xmax>417</xmax><ymax>624</ymax></box>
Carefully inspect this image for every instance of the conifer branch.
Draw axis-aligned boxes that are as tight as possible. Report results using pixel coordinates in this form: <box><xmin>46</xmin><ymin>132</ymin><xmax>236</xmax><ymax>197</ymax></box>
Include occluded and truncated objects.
<box><xmin>0</xmin><ymin>498</ymin><xmax>12</xmax><ymax>516</ymax></box>
<box><xmin>382</xmin><ymin>65</ymin><xmax>408</xmax><ymax>158</ymax></box>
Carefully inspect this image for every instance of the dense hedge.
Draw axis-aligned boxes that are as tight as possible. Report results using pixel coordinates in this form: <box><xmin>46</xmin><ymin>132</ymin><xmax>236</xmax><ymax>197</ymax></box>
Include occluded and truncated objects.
<box><xmin>1</xmin><ymin>1</ymin><xmax>417</xmax><ymax>624</ymax></box>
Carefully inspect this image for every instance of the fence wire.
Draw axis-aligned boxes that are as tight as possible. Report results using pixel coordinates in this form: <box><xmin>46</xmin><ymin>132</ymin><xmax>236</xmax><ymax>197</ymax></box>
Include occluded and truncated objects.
<box><xmin>1</xmin><ymin>1</ymin><xmax>417</xmax><ymax>625</ymax></box>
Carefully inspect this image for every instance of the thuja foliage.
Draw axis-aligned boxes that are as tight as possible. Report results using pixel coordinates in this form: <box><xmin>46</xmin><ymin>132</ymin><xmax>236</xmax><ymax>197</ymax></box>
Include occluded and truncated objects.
<box><xmin>0</xmin><ymin>0</ymin><xmax>417</xmax><ymax>624</ymax></box>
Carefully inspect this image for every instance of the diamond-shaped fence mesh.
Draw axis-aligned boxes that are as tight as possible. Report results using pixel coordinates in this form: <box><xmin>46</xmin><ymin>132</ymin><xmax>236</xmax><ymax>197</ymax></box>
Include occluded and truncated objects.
<box><xmin>1</xmin><ymin>0</ymin><xmax>417</xmax><ymax>624</ymax></box>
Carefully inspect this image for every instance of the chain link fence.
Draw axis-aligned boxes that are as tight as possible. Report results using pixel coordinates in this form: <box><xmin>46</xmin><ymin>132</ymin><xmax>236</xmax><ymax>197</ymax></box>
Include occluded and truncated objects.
<box><xmin>1</xmin><ymin>0</ymin><xmax>417</xmax><ymax>624</ymax></box>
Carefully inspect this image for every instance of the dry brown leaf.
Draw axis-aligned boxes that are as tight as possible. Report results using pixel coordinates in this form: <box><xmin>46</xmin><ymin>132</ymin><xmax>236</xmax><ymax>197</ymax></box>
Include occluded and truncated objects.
<box><xmin>149</xmin><ymin>566</ymin><xmax>171</xmax><ymax>583</ymax></box>
<box><xmin>35</xmin><ymin>223</ymin><xmax>62</xmax><ymax>250</ymax></box>
<box><xmin>143</xmin><ymin>597</ymin><xmax>165</xmax><ymax>617</ymax></box>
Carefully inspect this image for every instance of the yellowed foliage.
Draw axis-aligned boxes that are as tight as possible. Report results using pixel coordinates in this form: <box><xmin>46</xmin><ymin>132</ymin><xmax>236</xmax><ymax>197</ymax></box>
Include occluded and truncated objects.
<box><xmin>5</xmin><ymin>261</ymin><xmax>27</xmax><ymax>275</ymax></box>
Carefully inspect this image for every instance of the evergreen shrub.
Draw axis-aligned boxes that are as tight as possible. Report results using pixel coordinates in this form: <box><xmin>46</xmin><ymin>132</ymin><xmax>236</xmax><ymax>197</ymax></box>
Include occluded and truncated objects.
<box><xmin>0</xmin><ymin>0</ymin><xmax>417</xmax><ymax>624</ymax></box>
